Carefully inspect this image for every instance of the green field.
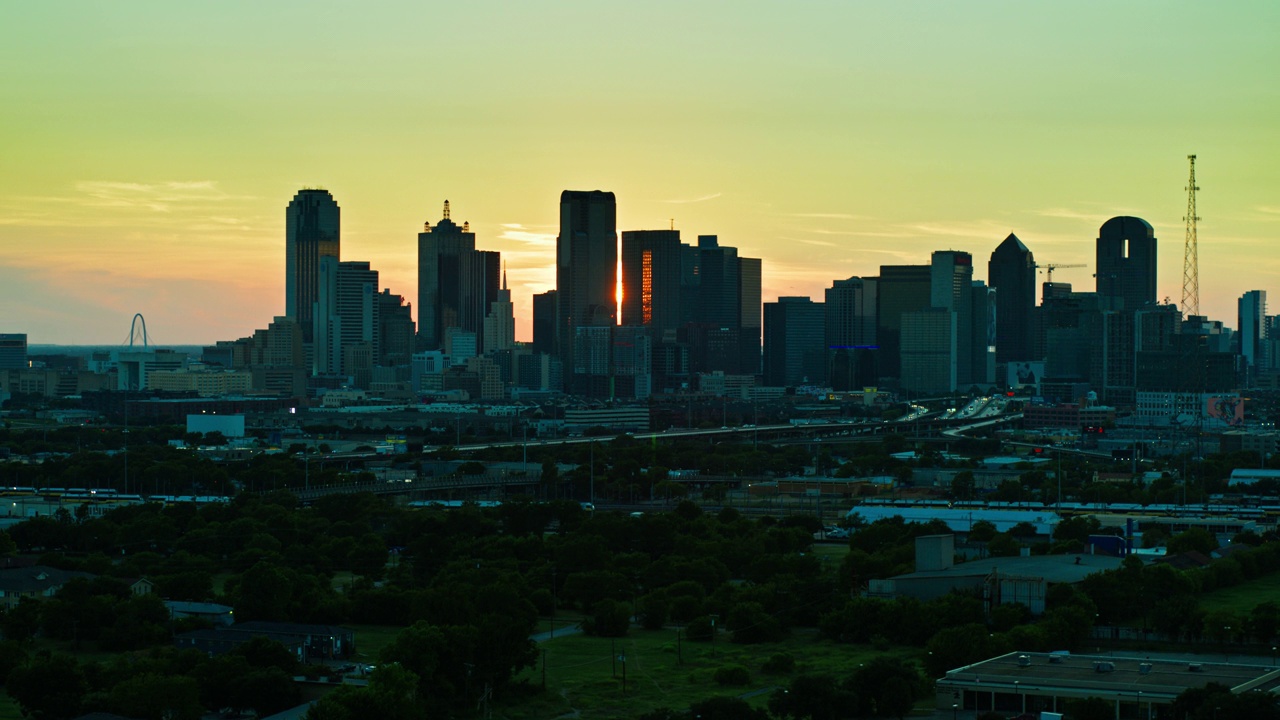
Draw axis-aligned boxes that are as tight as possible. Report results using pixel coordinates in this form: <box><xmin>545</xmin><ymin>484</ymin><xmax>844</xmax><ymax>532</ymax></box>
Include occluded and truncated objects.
<box><xmin>502</xmin><ymin>627</ymin><xmax>916</xmax><ymax>720</ymax></box>
<box><xmin>1200</xmin><ymin>572</ymin><xmax>1280</xmax><ymax>616</ymax></box>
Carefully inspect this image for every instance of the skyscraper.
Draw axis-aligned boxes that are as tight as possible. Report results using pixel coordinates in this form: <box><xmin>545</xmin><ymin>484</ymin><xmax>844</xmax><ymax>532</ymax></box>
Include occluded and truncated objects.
<box><xmin>621</xmin><ymin>229</ymin><xmax>683</xmax><ymax>334</ymax></box>
<box><xmin>532</xmin><ymin>290</ymin><xmax>557</xmax><ymax>355</ymax></box>
<box><xmin>988</xmin><ymin>233</ymin><xmax>1036</xmax><ymax>363</ymax></box>
<box><xmin>417</xmin><ymin>201</ymin><xmax>500</xmax><ymax>352</ymax></box>
<box><xmin>931</xmin><ymin>250</ymin><xmax>974</xmax><ymax>385</ymax></box>
<box><xmin>875</xmin><ymin>265</ymin><xmax>932</xmax><ymax>381</ymax></box>
<box><xmin>557</xmin><ymin>190</ymin><xmax>617</xmax><ymax>390</ymax></box>
<box><xmin>1095</xmin><ymin>216</ymin><xmax>1157</xmax><ymax>312</ymax></box>
<box><xmin>1240</xmin><ymin>290</ymin><xmax>1267</xmax><ymax>385</ymax></box>
<box><xmin>314</xmin><ymin>259</ymin><xmax>379</xmax><ymax>381</ymax></box>
<box><xmin>763</xmin><ymin>296</ymin><xmax>825</xmax><ymax>387</ymax></box>
<box><xmin>484</xmin><ymin>270</ymin><xmax>516</xmax><ymax>353</ymax></box>
<box><xmin>285</xmin><ymin>189</ymin><xmax>340</xmax><ymax>344</ymax></box>
<box><xmin>825</xmin><ymin>277</ymin><xmax>877</xmax><ymax>390</ymax></box>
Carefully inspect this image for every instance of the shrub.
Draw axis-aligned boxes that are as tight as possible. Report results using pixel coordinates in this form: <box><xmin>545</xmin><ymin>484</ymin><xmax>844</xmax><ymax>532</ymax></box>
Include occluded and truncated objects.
<box><xmin>713</xmin><ymin>664</ymin><xmax>751</xmax><ymax>687</ymax></box>
<box><xmin>761</xmin><ymin>652</ymin><xmax>795</xmax><ymax>675</ymax></box>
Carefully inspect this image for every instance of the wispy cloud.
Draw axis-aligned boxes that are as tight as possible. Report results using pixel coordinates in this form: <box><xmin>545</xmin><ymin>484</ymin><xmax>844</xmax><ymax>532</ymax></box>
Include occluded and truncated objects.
<box><xmin>661</xmin><ymin>192</ymin><xmax>722</xmax><ymax>204</ymax></box>
<box><xmin>789</xmin><ymin>212</ymin><xmax>865</xmax><ymax>220</ymax></box>
<box><xmin>1256</xmin><ymin>206</ymin><xmax>1280</xmax><ymax>217</ymax></box>
<box><xmin>796</xmin><ymin>238</ymin><xmax>838</xmax><ymax>247</ymax></box>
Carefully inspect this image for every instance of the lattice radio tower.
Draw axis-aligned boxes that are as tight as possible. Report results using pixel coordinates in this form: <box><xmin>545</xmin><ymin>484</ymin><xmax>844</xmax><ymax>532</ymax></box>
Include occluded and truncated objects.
<box><xmin>1181</xmin><ymin>154</ymin><xmax>1200</xmax><ymax>318</ymax></box>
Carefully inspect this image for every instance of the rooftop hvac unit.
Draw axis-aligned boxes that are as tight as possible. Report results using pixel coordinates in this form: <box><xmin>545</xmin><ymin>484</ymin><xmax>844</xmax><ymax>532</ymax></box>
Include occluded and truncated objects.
<box><xmin>1093</xmin><ymin>662</ymin><xmax>1115</xmax><ymax>673</ymax></box>
<box><xmin>1139</xmin><ymin>663</ymin><xmax>1153</xmax><ymax>675</ymax></box>
<box><xmin>1189</xmin><ymin>663</ymin><xmax>1203</xmax><ymax>672</ymax></box>
<box><xmin>1017</xmin><ymin>655</ymin><xmax>1032</xmax><ymax>667</ymax></box>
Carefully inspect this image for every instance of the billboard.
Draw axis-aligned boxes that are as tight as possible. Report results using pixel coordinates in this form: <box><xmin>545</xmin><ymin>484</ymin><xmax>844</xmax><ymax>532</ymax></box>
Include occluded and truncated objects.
<box><xmin>1205</xmin><ymin>396</ymin><xmax>1244</xmax><ymax>426</ymax></box>
<box><xmin>1006</xmin><ymin>361</ymin><xmax>1045</xmax><ymax>390</ymax></box>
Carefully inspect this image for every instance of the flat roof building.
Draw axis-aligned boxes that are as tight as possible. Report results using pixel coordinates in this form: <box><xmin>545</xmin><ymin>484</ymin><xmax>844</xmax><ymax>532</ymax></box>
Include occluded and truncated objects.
<box><xmin>937</xmin><ymin>651</ymin><xmax>1280</xmax><ymax>719</ymax></box>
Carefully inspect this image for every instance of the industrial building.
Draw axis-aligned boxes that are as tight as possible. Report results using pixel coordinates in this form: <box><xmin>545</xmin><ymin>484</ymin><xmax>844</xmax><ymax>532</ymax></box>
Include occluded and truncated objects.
<box><xmin>936</xmin><ymin>651</ymin><xmax>1280</xmax><ymax>719</ymax></box>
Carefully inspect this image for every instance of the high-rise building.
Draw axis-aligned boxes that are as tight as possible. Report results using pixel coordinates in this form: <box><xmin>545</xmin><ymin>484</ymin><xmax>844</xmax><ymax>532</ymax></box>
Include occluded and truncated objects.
<box><xmin>621</xmin><ymin>230</ymin><xmax>683</xmax><ymax>334</ymax></box>
<box><xmin>314</xmin><ymin>259</ymin><xmax>380</xmax><ymax>380</ymax></box>
<box><xmin>0</xmin><ymin>334</ymin><xmax>27</xmax><ymax>370</ymax></box>
<box><xmin>988</xmin><ymin>233</ymin><xmax>1036</xmax><ymax>363</ymax></box>
<box><xmin>417</xmin><ymin>201</ymin><xmax>500</xmax><ymax>352</ymax></box>
<box><xmin>557</xmin><ymin>190</ymin><xmax>617</xmax><ymax>389</ymax></box>
<box><xmin>825</xmin><ymin>277</ymin><xmax>877</xmax><ymax>390</ymax></box>
<box><xmin>738</xmin><ymin>256</ymin><xmax>763</xmax><ymax>375</ymax></box>
<box><xmin>876</xmin><ymin>265</ymin><xmax>932</xmax><ymax>382</ymax></box>
<box><xmin>1240</xmin><ymin>290</ymin><xmax>1268</xmax><ymax>385</ymax></box>
<box><xmin>931</xmin><ymin>250</ymin><xmax>975</xmax><ymax>385</ymax></box>
<box><xmin>378</xmin><ymin>290</ymin><xmax>415</xmax><ymax>367</ymax></box>
<box><xmin>763</xmin><ymin>297</ymin><xmax>825</xmax><ymax>387</ymax></box>
<box><xmin>970</xmin><ymin>281</ymin><xmax>997</xmax><ymax>386</ymax></box>
<box><xmin>1096</xmin><ymin>216</ymin><xmax>1157</xmax><ymax>312</ymax></box>
<box><xmin>484</xmin><ymin>270</ymin><xmax>516</xmax><ymax>353</ymax></box>
<box><xmin>901</xmin><ymin>308</ymin><xmax>956</xmax><ymax>394</ymax></box>
<box><xmin>532</xmin><ymin>290</ymin><xmax>557</xmax><ymax>355</ymax></box>
<box><xmin>285</xmin><ymin>189</ymin><xmax>340</xmax><ymax>344</ymax></box>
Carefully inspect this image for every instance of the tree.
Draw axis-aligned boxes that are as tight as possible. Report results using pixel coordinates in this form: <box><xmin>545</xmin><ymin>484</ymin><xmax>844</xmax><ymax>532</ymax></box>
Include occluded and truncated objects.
<box><xmin>769</xmin><ymin>674</ymin><xmax>855</xmax><ymax>720</ymax></box>
<box><xmin>950</xmin><ymin>471</ymin><xmax>976</xmax><ymax>500</ymax></box>
<box><xmin>107</xmin><ymin>672</ymin><xmax>203</xmax><ymax>720</ymax></box>
<box><xmin>6</xmin><ymin>653</ymin><xmax>88</xmax><ymax>720</ymax></box>
<box><xmin>686</xmin><ymin>696</ymin><xmax>771</xmax><ymax>720</ymax></box>
<box><xmin>1169</xmin><ymin>527</ymin><xmax>1218</xmax><ymax>555</ymax></box>
<box><xmin>585</xmin><ymin>599</ymin><xmax>632</xmax><ymax>637</ymax></box>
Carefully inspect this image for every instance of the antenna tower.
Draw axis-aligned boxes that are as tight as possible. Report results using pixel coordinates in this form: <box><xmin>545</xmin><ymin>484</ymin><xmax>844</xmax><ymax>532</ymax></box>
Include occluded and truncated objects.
<box><xmin>1181</xmin><ymin>154</ymin><xmax>1200</xmax><ymax>318</ymax></box>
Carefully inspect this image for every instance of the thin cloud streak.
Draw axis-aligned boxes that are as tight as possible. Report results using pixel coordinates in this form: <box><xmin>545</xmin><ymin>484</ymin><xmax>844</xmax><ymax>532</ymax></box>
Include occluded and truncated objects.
<box><xmin>660</xmin><ymin>192</ymin><xmax>722</xmax><ymax>204</ymax></box>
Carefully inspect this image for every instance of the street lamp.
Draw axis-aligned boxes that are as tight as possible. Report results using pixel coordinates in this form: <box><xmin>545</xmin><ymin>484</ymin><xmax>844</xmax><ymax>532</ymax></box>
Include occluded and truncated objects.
<box><xmin>1014</xmin><ymin>680</ymin><xmax>1021</xmax><ymax>715</ymax></box>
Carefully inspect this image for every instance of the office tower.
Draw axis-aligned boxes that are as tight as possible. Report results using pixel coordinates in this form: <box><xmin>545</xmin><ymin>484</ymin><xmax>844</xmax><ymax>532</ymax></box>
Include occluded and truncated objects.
<box><xmin>1095</xmin><ymin>216</ymin><xmax>1157</xmax><ymax>311</ymax></box>
<box><xmin>572</xmin><ymin>325</ymin><xmax>613</xmax><ymax>398</ymax></box>
<box><xmin>876</xmin><ymin>265</ymin><xmax>932</xmax><ymax>382</ymax></box>
<box><xmin>763</xmin><ymin>297</ymin><xmax>825</xmax><ymax>387</ymax></box>
<box><xmin>484</xmin><ymin>270</ymin><xmax>516</xmax><ymax>353</ymax></box>
<box><xmin>532</xmin><ymin>290</ymin><xmax>557</xmax><ymax>355</ymax></box>
<box><xmin>988</xmin><ymin>233</ymin><xmax>1036</xmax><ymax>363</ymax></box>
<box><xmin>695</xmin><ymin>235</ymin><xmax>740</xmax><ymax>329</ymax></box>
<box><xmin>900</xmin><ymin>308</ymin><xmax>957</xmax><ymax>394</ymax></box>
<box><xmin>621</xmin><ymin>230</ymin><xmax>683</xmax><ymax>334</ymax></box>
<box><xmin>417</xmin><ymin>201</ymin><xmax>500</xmax><ymax>352</ymax></box>
<box><xmin>825</xmin><ymin>277</ymin><xmax>877</xmax><ymax>390</ymax></box>
<box><xmin>557</xmin><ymin>190</ymin><xmax>617</xmax><ymax>389</ymax></box>
<box><xmin>970</xmin><ymin>281</ymin><xmax>996</xmax><ymax>386</ymax></box>
<box><xmin>930</xmin><ymin>250</ymin><xmax>975</xmax><ymax>385</ymax></box>
<box><xmin>314</xmin><ymin>259</ymin><xmax>380</xmax><ymax>380</ymax></box>
<box><xmin>612</xmin><ymin>325</ymin><xmax>653</xmax><ymax>400</ymax></box>
<box><xmin>1240</xmin><ymin>291</ymin><xmax>1267</xmax><ymax>385</ymax></box>
<box><xmin>378</xmin><ymin>290</ymin><xmax>416</xmax><ymax>367</ymax></box>
<box><xmin>0</xmin><ymin>334</ymin><xmax>27</xmax><ymax>370</ymax></box>
<box><xmin>285</xmin><ymin>189</ymin><xmax>340</xmax><ymax>344</ymax></box>
<box><xmin>738</xmin><ymin>256</ymin><xmax>762</xmax><ymax>375</ymax></box>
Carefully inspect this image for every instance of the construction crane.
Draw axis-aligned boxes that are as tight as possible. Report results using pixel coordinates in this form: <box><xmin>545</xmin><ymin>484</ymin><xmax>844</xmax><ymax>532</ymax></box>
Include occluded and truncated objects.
<box><xmin>1036</xmin><ymin>263</ymin><xmax>1085</xmax><ymax>283</ymax></box>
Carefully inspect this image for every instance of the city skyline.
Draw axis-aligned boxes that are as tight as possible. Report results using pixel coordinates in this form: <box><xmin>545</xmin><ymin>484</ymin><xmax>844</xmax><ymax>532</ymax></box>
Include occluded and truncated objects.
<box><xmin>2</xmin><ymin>2</ymin><xmax>1278</xmax><ymax>345</ymax></box>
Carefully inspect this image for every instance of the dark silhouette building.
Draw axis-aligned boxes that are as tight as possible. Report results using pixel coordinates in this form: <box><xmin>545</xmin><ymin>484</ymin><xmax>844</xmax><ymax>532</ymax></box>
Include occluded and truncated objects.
<box><xmin>417</xmin><ymin>201</ymin><xmax>500</xmax><ymax>353</ymax></box>
<box><xmin>621</xmin><ymin>229</ymin><xmax>683</xmax><ymax>335</ymax></box>
<box><xmin>988</xmin><ymin>233</ymin><xmax>1036</xmax><ymax>363</ymax></box>
<box><xmin>532</xmin><ymin>290</ymin><xmax>557</xmax><ymax>355</ymax></box>
<box><xmin>1095</xmin><ymin>216</ymin><xmax>1157</xmax><ymax>312</ymax></box>
<box><xmin>876</xmin><ymin>265</ymin><xmax>932</xmax><ymax>382</ymax></box>
<box><xmin>557</xmin><ymin>190</ymin><xmax>617</xmax><ymax>389</ymax></box>
<box><xmin>285</xmin><ymin>189</ymin><xmax>340</xmax><ymax>344</ymax></box>
<box><xmin>825</xmin><ymin>277</ymin><xmax>877</xmax><ymax>390</ymax></box>
<box><xmin>763</xmin><ymin>296</ymin><xmax>825</xmax><ymax>387</ymax></box>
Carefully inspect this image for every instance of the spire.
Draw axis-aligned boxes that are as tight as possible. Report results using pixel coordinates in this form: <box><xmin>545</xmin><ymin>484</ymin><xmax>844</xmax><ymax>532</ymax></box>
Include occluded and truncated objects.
<box><xmin>502</xmin><ymin>262</ymin><xmax>508</xmax><ymax>290</ymax></box>
<box><xmin>442</xmin><ymin>199</ymin><xmax>450</xmax><ymax>220</ymax></box>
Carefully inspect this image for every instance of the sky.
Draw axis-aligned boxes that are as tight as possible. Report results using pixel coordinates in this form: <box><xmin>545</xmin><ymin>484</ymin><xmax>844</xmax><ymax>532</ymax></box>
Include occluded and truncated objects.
<box><xmin>2</xmin><ymin>1</ymin><xmax>1278</xmax><ymax>345</ymax></box>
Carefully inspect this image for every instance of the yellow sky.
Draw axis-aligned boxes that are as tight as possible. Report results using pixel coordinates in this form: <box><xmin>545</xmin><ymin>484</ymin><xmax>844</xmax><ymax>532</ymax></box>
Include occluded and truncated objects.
<box><xmin>2</xmin><ymin>1</ymin><xmax>1278</xmax><ymax>345</ymax></box>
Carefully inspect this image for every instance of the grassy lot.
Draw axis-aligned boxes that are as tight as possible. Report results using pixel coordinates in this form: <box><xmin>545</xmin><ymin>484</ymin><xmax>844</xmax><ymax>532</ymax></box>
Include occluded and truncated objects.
<box><xmin>501</xmin><ymin>627</ymin><xmax>918</xmax><ymax>720</ymax></box>
<box><xmin>1200</xmin><ymin>572</ymin><xmax>1280</xmax><ymax>616</ymax></box>
<box><xmin>345</xmin><ymin>624</ymin><xmax>408</xmax><ymax>665</ymax></box>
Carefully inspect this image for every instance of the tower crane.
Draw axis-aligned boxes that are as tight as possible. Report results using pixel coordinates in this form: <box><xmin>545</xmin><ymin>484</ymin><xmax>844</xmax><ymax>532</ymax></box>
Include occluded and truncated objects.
<box><xmin>1035</xmin><ymin>263</ymin><xmax>1085</xmax><ymax>283</ymax></box>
